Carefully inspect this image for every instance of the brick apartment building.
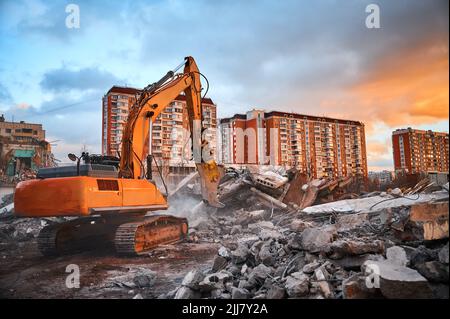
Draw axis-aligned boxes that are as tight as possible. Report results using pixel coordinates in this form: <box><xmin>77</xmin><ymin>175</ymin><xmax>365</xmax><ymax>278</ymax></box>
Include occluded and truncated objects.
<box><xmin>0</xmin><ymin>115</ymin><xmax>53</xmax><ymax>176</ymax></box>
<box><xmin>218</xmin><ymin>109</ymin><xmax>368</xmax><ymax>178</ymax></box>
<box><xmin>392</xmin><ymin>128</ymin><xmax>449</xmax><ymax>174</ymax></box>
<box><xmin>102</xmin><ymin>86</ymin><xmax>217</xmax><ymax>167</ymax></box>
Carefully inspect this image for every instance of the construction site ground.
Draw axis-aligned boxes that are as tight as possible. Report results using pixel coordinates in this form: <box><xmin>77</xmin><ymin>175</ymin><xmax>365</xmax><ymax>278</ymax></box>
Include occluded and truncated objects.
<box><xmin>0</xmin><ymin>239</ymin><xmax>219</xmax><ymax>299</ymax></box>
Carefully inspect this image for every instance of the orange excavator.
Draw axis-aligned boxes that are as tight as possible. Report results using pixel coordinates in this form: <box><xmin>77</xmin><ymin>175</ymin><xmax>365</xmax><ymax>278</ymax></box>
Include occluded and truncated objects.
<box><xmin>13</xmin><ymin>56</ymin><xmax>224</xmax><ymax>256</ymax></box>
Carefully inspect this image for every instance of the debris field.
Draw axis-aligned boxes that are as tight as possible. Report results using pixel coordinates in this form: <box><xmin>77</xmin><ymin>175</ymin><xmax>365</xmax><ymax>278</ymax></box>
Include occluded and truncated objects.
<box><xmin>0</xmin><ymin>167</ymin><xmax>448</xmax><ymax>299</ymax></box>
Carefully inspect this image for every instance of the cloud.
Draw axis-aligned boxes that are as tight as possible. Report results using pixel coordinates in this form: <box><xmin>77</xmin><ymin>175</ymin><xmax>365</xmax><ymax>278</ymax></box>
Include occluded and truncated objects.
<box><xmin>40</xmin><ymin>66</ymin><xmax>123</xmax><ymax>93</ymax></box>
<box><xmin>0</xmin><ymin>83</ymin><xmax>12</xmax><ymax>101</ymax></box>
<box><xmin>366</xmin><ymin>138</ymin><xmax>394</xmax><ymax>171</ymax></box>
<box><xmin>1</xmin><ymin>90</ymin><xmax>102</xmax><ymax>161</ymax></box>
<box><xmin>15</xmin><ymin>102</ymin><xmax>31</xmax><ymax>110</ymax></box>
<box><xmin>367</xmin><ymin>141</ymin><xmax>390</xmax><ymax>157</ymax></box>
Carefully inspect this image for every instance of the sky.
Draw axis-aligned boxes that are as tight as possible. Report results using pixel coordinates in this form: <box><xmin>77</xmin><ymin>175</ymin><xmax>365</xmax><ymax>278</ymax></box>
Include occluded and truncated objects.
<box><xmin>0</xmin><ymin>0</ymin><xmax>448</xmax><ymax>170</ymax></box>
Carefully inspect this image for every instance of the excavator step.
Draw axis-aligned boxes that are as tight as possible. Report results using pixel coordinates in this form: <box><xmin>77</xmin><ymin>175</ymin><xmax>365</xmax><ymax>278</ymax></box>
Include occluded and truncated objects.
<box><xmin>114</xmin><ymin>215</ymin><xmax>188</xmax><ymax>255</ymax></box>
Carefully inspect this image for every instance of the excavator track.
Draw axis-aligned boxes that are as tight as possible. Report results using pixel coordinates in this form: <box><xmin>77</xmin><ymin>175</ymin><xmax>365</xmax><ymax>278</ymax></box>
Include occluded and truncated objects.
<box><xmin>37</xmin><ymin>215</ymin><xmax>188</xmax><ymax>256</ymax></box>
<box><xmin>37</xmin><ymin>223</ymin><xmax>61</xmax><ymax>256</ymax></box>
<box><xmin>115</xmin><ymin>215</ymin><xmax>188</xmax><ymax>255</ymax></box>
<box><xmin>37</xmin><ymin>217</ymin><xmax>114</xmax><ymax>256</ymax></box>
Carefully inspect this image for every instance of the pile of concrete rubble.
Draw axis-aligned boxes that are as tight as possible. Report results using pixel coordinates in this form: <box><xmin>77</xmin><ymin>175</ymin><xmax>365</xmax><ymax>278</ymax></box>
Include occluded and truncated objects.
<box><xmin>168</xmin><ymin>170</ymin><xmax>449</xmax><ymax>299</ymax></box>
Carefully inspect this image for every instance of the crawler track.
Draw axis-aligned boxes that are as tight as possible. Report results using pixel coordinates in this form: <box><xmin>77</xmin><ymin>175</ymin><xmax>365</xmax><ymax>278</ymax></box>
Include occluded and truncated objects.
<box><xmin>36</xmin><ymin>215</ymin><xmax>188</xmax><ymax>256</ymax></box>
<box><xmin>115</xmin><ymin>215</ymin><xmax>188</xmax><ymax>255</ymax></box>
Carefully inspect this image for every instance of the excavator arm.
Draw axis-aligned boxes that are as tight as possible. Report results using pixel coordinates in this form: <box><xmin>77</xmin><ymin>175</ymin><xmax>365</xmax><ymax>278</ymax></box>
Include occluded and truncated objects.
<box><xmin>119</xmin><ymin>56</ymin><xmax>223</xmax><ymax>207</ymax></box>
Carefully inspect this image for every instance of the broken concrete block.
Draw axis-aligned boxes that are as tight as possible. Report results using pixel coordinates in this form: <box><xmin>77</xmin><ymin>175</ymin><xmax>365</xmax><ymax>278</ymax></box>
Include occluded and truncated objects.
<box><xmin>210</xmin><ymin>289</ymin><xmax>224</xmax><ymax>299</ymax></box>
<box><xmin>218</xmin><ymin>246</ymin><xmax>231</xmax><ymax>259</ymax></box>
<box><xmin>227</xmin><ymin>265</ymin><xmax>240</xmax><ymax>276</ymax></box>
<box><xmin>438</xmin><ymin>243</ymin><xmax>449</xmax><ymax>264</ymax></box>
<box><xmin>247</xmin><ymin>264</ymin><xmax>272</xmax><ymax>288</ymax></box>
<box><xmin>336</xmin><ymin>213</ymin><xmax>369</xmax><ymax>231</ymax></box>
<box><xmin>266</xmin><ymin>285</ymin><xmax>286</xmax><ymax>299</ymax></box>
<box><xmin>300</xmin><ymin>226</ymin><xmax>336</xmax><ymax>253</ymax></box>
<box><xmin>238</xmin><ymin>280</ymin><xmax>248</xmax><ymax>289</ymax></box>
<box><xmin>258</xmin><ymin>240</ymin><xmax>276</xmax><ymax>266</ymax></box>
<box><xmin>342</xmin><ymin>274</ymin><xmax>382</xmax><ymax>299</ymax></box>
<box><xmin>212</xmin><ymin>256</ymin><xmax>228</xmax><ymax>272</ymax></box>
<box><xmin>237</xmin><ymin>235</ymin><xmax>260</xmax><ymax>246</ymax></box>
<box><xmin>230</xmin><ymin>225</ymin><xmax>242</xmax><ymax>235</ymax></box>
<box><xmin>284</xmin><ymin>272</ymin><xmax>310</xmax><ymax>297</ymax></box>
<box><xmin>314</xmin><ymin>267</ymin><xmax>334</xmax><ymax>299</ymax></box>
<box><xmin>248</xmin><ymin>221</ymin><xmax>275</xmax><ymax>232</ymax></box>
<box><xmin>363</xmin><ymin>260</ymin><xmax>433</xmax><ymax>299</ymax></box>
<box><xmin>236</xmin><ymin>210</ymin><xmax>266</xmax><ymax>226</ymax></box>
<box><xmin>231</xmin><ymin>243</ymin><xmax>250</xmax><ymax>264</ymax></box>
<box><xmin>240</xmin><ymin>263</ymin><xmax>249</xmax><ymax>275</ymax></box>
<box><xmin>287</xmin><ymin>233</ymin><xmax>303</xmax><ymax>251</ymax></box>
<box><xmin>174</xmin><ymin>286</ymin><xmax>201</xmax><ymax>299</ymax></box>
<box><xmin>409</xmin><ymin>245</ymin><xmax>438</xmax><ymax>267</ymax></box>
<box><xmin>290</xmin><ymin>219</ymin><xmax>314</xmax><ymax>232</ymax></box>
<box><xmin>132</xmin><ymin>293</ymin><xmax>143</xmax><ymax>299</ymax></box>
<box><xmin>416</xmin><ymin>261</ymin><xmax>449</xmax><ymax>283</ymax></box>
<box><xmin>302</xmin><ymin>261</ymin><xmax>321</xmax><ymax>274</ymax></box>
<box><xmin>386</xmin><ymin>246</ymin><xmax>408</xmax><ymax>267</ymax></box>
<box><xmin>390</xmin><ymin>188</ymin><xmax>402</xmax><ymax>196</ymax></box>
<box><xmin>181</xmin><ymin>269</ymin><xmax>205</xmax><ymax>290</ymax></box>
<box><xmin>250</xmin><ymin>240</ymin><xmax>264</xmax><ymax>257</ymax></box>
<box><xmin>133</xmin><ymin>274</ymin><xmax>156</xmax><ymax>288</ymax></box>
<box><xmin>105</xmin><ymin>267</ymin><xmax>156</xmax><ymax>289</ymax></box>
<box><xmin>327</xmin><ymin>240</ymin><xmax>384</xmax><ymax>259</ymax></box>
<box><xmin>259</xmin><ymin>228</ymin><xmax>283</xmax><ymax>241</ymax></box>
<box><xmin>198</xmin><ymin>270</ymin><xmax>233</xmax><ymax>292</ymax></box>
<box><xmin>231</xmin><ymin>287</ymin><xmax>250</xmax><ymax>299</ymax></box>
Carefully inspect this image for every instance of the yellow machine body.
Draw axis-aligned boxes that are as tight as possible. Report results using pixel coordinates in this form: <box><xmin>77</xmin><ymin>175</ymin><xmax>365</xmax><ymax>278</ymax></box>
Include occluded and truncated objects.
<box><xmin>14</xmin><ymin>176</ymin><xmax>168</xmax><ymax>217</ymax></box>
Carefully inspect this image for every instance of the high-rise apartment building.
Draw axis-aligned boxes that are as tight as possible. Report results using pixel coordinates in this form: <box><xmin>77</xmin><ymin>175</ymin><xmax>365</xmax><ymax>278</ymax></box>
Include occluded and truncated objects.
<box><xmin>218</xmin><ymin>110</ymin><xmax>368</xmax><ymax>178</ymax></box>
<box><xmin>392</xmin><ymin>128</ymin><xmax>449</xmax><ymax>174</ymax></box>
<box><xmin>102</xmin><ymin>86</ymin><xmax>217</xmax><ymax>166</ymax></box>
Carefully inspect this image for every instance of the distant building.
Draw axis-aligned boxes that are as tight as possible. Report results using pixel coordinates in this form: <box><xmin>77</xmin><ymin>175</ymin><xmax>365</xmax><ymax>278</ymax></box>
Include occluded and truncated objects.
<box><xmin>368</xmin><ymin>170</ymin><xmax>394</xmax><ymax>185</ymax></box>
<box><xmin>392</xmin><ymin>128</ymin><xmax>449</xmax><ymax>174</ymax></box>
<box><xmin>102</xmin><ymin>86</ymin><xmax>217</xmax><ymax>167</ymax></box>
<box><xmin>0</xmin><ymin>115</ymin><xmax>53</xmax><ymax>176</ymax></box>
<box><xmin>218</xmin><ymin>109</ymin><xmax>368</xmax><ymax>178</ymax></box>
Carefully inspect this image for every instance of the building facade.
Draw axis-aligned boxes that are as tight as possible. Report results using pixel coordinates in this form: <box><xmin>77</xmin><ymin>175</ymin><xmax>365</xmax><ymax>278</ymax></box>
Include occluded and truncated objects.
<box><xmin>368</xmin><ymin>170</ymin><xmax>394</xmax><ymax>185</ymax></box>
<box><xmin>218</xmin><ymin>110</ymin><xmax>368</xmax><ymax>178</ymax></box>
<box><xmin>392</xmin><ymin>128</ymin><xmax>449</xmax><ymax>174</ymax></box>
<box><xmin>0</xmin><ymin>115</ymin><xmax>53</xmax><ymax>176</ymax></box>
<box><xmin>102</xmin><ymin>86</ymin><xmax>217</xmax><ymax>166</ymax></box>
